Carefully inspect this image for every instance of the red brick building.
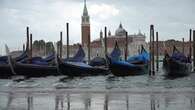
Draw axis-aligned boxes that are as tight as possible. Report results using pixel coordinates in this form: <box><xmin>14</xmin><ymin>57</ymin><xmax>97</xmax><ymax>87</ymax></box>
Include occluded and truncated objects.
<box><xmin>81</xmin><ymin>0</ymin><xmax>90</xmax><ymax>46</ymax></box>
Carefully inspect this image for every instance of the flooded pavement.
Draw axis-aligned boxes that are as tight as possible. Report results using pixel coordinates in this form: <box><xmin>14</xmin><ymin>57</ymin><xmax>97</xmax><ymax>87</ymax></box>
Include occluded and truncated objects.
<box><xmin>0</xmin><ymin>66</ymin><xmax>195</xmax><ymax>110</ymax></box>
<box><xmin>0</xmin><ymin>89</ymin><xmax>195</xmax><ymax>110</ymax></box>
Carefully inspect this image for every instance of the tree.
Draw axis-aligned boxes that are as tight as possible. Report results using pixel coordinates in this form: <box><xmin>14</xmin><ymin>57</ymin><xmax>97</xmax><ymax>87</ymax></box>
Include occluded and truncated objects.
<box><xmin>46</xmin><ymin>42</ymin><xmax>54</xmax><ymax>54</ymax></box>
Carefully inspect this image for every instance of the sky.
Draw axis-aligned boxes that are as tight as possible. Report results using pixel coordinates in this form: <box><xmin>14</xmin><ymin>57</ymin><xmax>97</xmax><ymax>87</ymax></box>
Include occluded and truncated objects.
<box><xmin>0</xmin><ymin>0</ymin><xmax>195</xmax><ymax>52</ymax></box>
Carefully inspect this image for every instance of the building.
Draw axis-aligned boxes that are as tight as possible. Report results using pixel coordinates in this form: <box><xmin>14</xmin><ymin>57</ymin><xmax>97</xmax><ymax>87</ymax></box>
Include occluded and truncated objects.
<box><xmin>81</xmin><ymin>0</ymin><xmax>90</xmax><ymax>46</ymax></box>
<box><xmin>90</xmin><ymin>23</ymin><xmax>147</xmax><ymax>57</ymax></box>
<box><xmin>63</xmin><ymin>0</ymin><xmax>148</xmax><ymax>59</ymax></box>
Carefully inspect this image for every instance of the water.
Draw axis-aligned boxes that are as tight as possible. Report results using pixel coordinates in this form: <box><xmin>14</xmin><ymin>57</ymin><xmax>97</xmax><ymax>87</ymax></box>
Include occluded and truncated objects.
<box><xmin>0</xmin><ymin>65</ymin><xmax>195</xmax><ymax>110</ymax></box>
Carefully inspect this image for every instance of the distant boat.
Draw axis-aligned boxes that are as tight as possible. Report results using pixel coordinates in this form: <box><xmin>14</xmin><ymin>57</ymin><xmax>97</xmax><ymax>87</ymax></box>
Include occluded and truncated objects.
<box><xmin>163</xmin><ymin>46</ymin><xmax>192</xmax><ymax>77</ymax></box>
<box><xmin>106</xmin><ymin>45</ymin><xmax>149</xmax><ymax>76</ymax></box>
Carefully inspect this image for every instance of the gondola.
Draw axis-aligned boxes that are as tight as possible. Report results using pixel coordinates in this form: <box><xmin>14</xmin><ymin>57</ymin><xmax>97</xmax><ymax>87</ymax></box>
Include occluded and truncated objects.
<box><xmin>89</xmin><ymin>42</ymin><xmax>121</xmax><ymax>67</ymax></box>
<box><xmin>0</xmin><ymin>63</ymin><xmax>13</xmax><ymax>79</ymax></box>
<box><xmin>106</xmin><ymin>46</ymin><xmax>149</xmax><ymax>76</ymax></box>
<box><xmin>163</xmin><ymin>46</ymin><xmax>192</xmax><ymax>77</ymax></box>
<box><xmin>57</xmin><ymin>56</ymin><xmax>108</xmax><ymax>77</ymax></box>
<box><xmin>0</xmin><ymin>51</ymin><xmax>28</xmax><ymax>79</ymax></box>
<box><xmin>64</xmin><ymin>44</ymin><xmax>85</xmax><ymax>62</ymax></box>
<box><xmin>19</xmin><ymin>53</ymin><xmax>55</xmax><ymax>66</ymax></box>
<box><xmin>0</xmin><ymin>50</ymin><xmax>28</xmax><ymax>63</ymax></box>
<box><xmin>12</xmin><ymin>60</ymin><xmax>58</xmax><ymax>78</ymax></box>
<box><xmin>57</xmin><ymin>45</ymin><xmax>108</xmax><ymax>77</ymax></box>
<box><xmin>1</xmin><ymin>52</ymin><xmax>58</xmax><ymax>78</ymax></box>
<box><xmin>0</xmin><ymin>56</ymin><xmax>8</xmax><ymax>64</ymax></box>
<box><xmin>89</xmin><ymin>56</ymin><xmax>107</xmax><ymax>67</ymax></box>
<box><xmin>109</xmin><ymin>41</ymin><xmax>122</xmax><ymax>61</ymax></box>
<box><xmin>11</xmin><ymin>52</ymin><xmax>58</xmax><ymax>78</ymax></box>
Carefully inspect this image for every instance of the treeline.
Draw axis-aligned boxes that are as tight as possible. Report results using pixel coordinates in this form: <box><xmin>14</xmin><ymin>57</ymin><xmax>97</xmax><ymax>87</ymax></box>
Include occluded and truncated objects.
<box><xmin>32</xmin><ymin>40</ymin><xmax>62</xmax><ymax>56</ymax></box>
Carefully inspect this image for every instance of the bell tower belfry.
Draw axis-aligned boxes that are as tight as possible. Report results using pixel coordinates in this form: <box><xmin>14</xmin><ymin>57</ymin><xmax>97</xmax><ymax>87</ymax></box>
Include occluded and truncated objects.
<box><xmin>81</xmin><ymin>0</ymin><xmax>90</xmax><ymax>46</ymax></box>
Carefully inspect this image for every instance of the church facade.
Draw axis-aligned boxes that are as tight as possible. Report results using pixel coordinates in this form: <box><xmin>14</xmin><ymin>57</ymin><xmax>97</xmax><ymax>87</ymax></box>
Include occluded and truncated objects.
<box><xmin>90</xmin><ymin>23</ymin><xmax>147</xmax><ymax>57</ymax></box>
<box><xmin>91</xmin><ymin>23</ymin><xmax>146</xmax><ymax>48</ymax></box>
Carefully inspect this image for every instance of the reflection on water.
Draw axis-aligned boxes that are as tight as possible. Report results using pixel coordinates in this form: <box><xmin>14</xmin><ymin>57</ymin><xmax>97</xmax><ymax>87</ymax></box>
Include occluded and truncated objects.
<box><xmin>0</xmin><ymin>64</ymin><xmax>195</xmax><ymax>110</ymax></box>
<box><xmin>0</xmin><ymin>90</ymin><xmax>195</xmax><ymax>110</ymax></box>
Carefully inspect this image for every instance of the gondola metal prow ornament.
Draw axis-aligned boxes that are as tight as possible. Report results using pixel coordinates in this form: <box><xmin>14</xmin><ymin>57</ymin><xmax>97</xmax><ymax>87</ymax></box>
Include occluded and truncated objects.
<box><xmin>5</xmin><ymin>44</ymin><xmax>16</xmax><ymax>75</ymax></box>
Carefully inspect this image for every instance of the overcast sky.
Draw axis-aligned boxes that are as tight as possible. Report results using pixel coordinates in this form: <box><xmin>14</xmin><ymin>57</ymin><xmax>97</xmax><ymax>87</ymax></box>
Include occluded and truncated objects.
<box><xmin>0</xmin><ymin>0</ymin><xmax>195</xmax><ymax>52</ymax></box>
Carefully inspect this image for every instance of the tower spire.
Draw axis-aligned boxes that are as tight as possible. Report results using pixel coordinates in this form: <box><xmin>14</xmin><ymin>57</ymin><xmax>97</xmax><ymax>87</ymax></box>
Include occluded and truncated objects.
<box><xmin>83</xmin><ymin>0</ymin><xmax>88</xmax><ymax>16</ymax></box>
<box><xmin>81</xmin><ymin>0</ymin><xmax>90</xmax><ymax>46</ymax></box>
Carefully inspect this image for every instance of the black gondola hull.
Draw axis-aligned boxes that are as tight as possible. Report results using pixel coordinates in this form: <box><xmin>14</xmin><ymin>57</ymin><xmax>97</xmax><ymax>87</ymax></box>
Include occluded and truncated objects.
<box><xmin>0</xmin><ymin>64</ymin><xmax>13</xmax><ymax>79</ymax></box>
<box><xmin>13</xmin><ymin>63</ymin><xmax>58</xmax><ymax>78</ymax></box>
<box><xmin>163</xmin><ymin>58</ymin><xmax>192</xmax><ymax>77</ymax></box>
<box><xmin>58</xmin><ymin>58</ymin><xmax>108</xmax><ymax>77</ymax></box>
<box><xmin>109</xmin><ymin>63</ymin><xmax>148</xmax><ymax>76</ymax></box>
<box><xmin>106</xmin><ymin>54</ymin><xmax>148</xmax><ymax>76</ymax></box>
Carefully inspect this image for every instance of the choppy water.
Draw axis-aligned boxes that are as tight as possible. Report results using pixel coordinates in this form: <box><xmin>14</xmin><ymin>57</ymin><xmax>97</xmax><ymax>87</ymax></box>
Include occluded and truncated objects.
<box><xmin>0</xmin><ymin>64</ymin><xmax>195</xmax><ymax>110</ymax></box>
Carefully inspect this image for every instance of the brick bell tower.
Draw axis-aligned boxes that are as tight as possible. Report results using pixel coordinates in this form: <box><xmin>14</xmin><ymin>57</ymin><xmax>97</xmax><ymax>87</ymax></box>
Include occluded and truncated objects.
<box><xmin>81</xmin><ymin>0</ymin><xmax>90</xmax><ymax>46</ymax></box>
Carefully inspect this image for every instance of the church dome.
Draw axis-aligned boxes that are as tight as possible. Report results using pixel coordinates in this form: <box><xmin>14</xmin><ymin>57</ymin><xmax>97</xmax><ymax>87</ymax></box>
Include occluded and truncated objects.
<box><xmin>115</xmin><ymin>23</ymin><xmax>127</xmax><ymax>36</ymax></box>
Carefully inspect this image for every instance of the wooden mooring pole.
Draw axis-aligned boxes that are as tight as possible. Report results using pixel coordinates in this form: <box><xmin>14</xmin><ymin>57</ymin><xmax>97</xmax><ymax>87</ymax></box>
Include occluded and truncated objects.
<box><xmin>182</xmin><ymin>38</ymin><xmax>184</xmax><ymax>54</ymax></box>
<box><xmin>67</xmin><ymin>94</ymin><xmax>70</xmax><ymax>110</ymax></box>
<box><xmin>152</xmin><ymin>27</ymin><xmax>155</xmax><ymax>76</ymax></box>
<box><xmin>149</xmin><ymin>25</ymin><xmax>155</xmax><ymax>76</ymax></box>
<box><xmin>66</xmin><ymin>23</ymin><xmax>69</xmax><ymax>59</ymax></box>
<box><xmin>60</xmin><ymin>31</ymin><xmax>63</xmax><ymax>58</ymax></box>
<box><xmin>27</xmin><ymin>96</ymin><xmax>33</xmax><ymax>110</ymax></box>
<box><xmin>193</xmin><ymin>30</ymin><xmax>195</xmax><ymax>71</ymax></box>
<box><xmin>156</xmin><ymin>32</ymin><xmax>159</xmax><ymax>71</ymax></box>
<box><xmin>104</xmin><ymin>26</ymin><xmax>107</xmax><ymax>55</ymax></box>
<box><xmin>149</xmin><ymin>26</ymin><xmax>152</xmax><ymax>76</ymax></box>
<box><xmin>189</xmin><ymin>29</ymin><xmax>192</xmax><ymax>59</ymax></box>
<box><xmin>26</xmin><ymin>26</ymin><xmax>29</xmax><ymax>54</ymax></box>
<box><xmin>125</xmin><ymin>32</ymin><xmax>128</xmax><ymax>61</ymax></box>
<box><xmin>23</xmin><ymin>44</ymin><xmax>25</xmax><ymax>52</ymax></box>
<box><xmin>104</xmin><ymin>94</ymin><xmax>108</xmax><ymax>110</ymax></box>
<box><xmin>30</xmin><ymin>33</ymin><xmax>33</xmax><ymax>63</ymax></box>
<box><xmin>88</xmin><ymin>34</ymin><xmax>91</xmax><ymax>62</ymax></box>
